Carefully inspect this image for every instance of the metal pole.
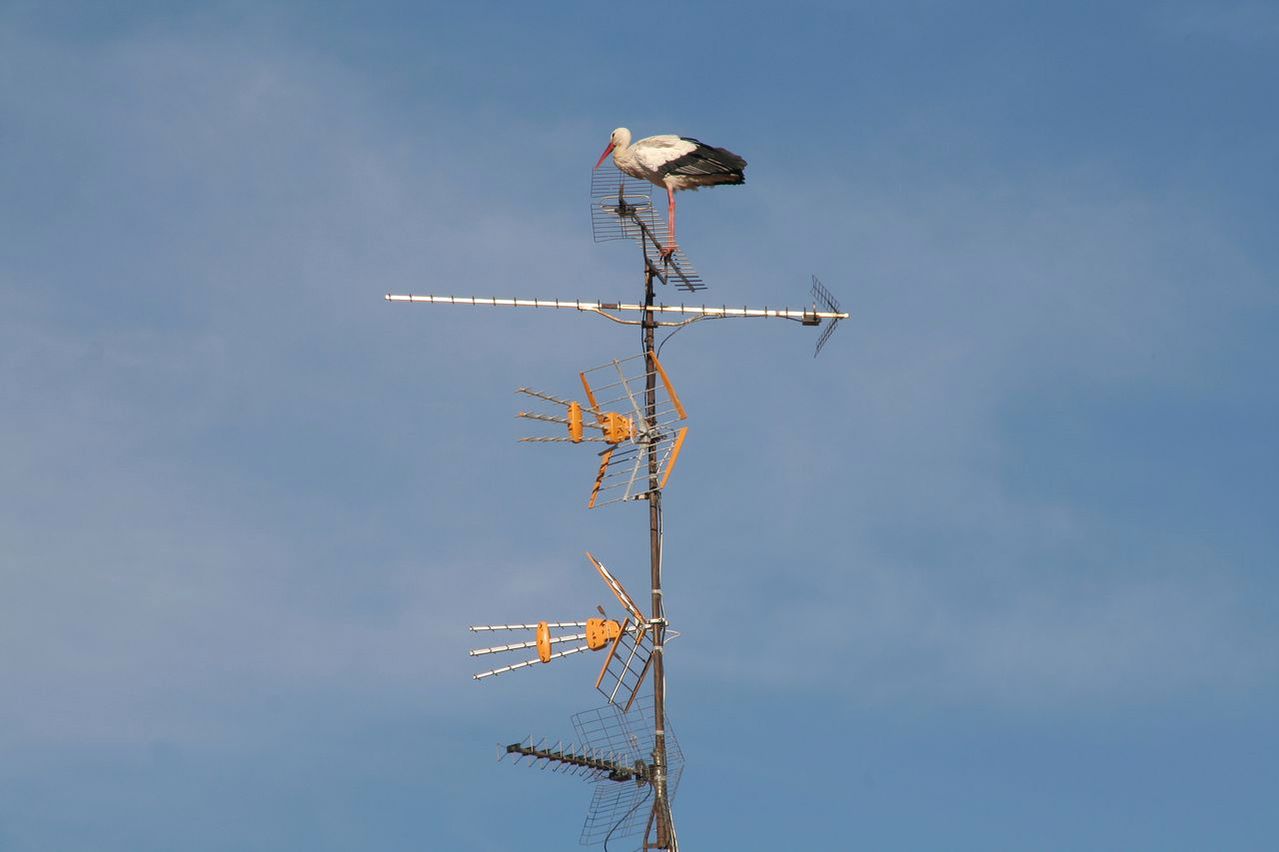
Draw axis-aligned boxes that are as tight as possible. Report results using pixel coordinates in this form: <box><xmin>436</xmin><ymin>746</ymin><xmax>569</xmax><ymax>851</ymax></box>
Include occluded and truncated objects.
<box><xmin>643</xmin><ymin>252</ymin><xmax>676</xmax><ymax>850</ymax></box>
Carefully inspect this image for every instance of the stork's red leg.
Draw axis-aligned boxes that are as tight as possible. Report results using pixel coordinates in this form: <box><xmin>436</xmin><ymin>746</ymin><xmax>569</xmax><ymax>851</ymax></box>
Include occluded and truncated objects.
<box><xmin>662</xmin><ymin>186</ymin><xmax>678</xmax><ymax>259</ymax></box>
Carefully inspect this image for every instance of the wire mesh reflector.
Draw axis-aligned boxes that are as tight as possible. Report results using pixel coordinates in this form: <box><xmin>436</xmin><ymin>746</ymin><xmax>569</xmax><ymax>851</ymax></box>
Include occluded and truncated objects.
<box><xmin>574</xmin><ymin>695</ymin><xmax>683</xmax><ymax>849</ymax></box>
<box><xmin>811</xmin><ymin>274</ymin><xmax>844</xmax><ymax>357</ymax></box>
<box><xmin>590</xmin><ymin>163</ymin><xmax>706</xmax><ymax>293</ymax></box>
<box><xmin>590</xmin><ymin>164</ymin><xmax>658</xmax><ymax>245</ymax></box>
<box><xmin>596</xmin><ymin>620</ymin><xmax>653</xmax><ymax>711</ymax></box>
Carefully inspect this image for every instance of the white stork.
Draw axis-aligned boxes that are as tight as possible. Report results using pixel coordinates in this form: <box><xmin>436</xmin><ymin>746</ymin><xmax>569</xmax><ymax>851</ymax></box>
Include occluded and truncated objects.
<box><xmin>594</xmin><ymin>127</ymin><xmax>747</xmax><ymax>257</ymax></box>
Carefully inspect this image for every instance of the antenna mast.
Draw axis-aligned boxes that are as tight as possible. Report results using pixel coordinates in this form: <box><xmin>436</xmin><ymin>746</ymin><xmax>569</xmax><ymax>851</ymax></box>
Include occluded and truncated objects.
<box><xmin>392</xmin><ymin>163</ymin><xmax>849</xmax><ymax>850</ymax></box>
<box><xmin>641</xmin><ymin>257</ymin><xmax>675</xmax><ymax>848</ymax></box>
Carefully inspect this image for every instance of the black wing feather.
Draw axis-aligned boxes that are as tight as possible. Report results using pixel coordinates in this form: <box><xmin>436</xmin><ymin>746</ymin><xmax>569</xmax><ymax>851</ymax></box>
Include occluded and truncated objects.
<box><xmin>663</xmin><ymin>137</ymin><xmax>747</xmax><ymax>181</ymax></box>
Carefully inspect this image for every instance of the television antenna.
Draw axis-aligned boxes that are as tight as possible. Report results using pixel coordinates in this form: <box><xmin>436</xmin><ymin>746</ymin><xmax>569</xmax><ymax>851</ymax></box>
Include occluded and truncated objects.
<box><xmin>502</xmin><ymin>695</ymin><xmax>683</xmax><ymax>852</ymax></box>
<box><xmin>389</xmin><ymin>162</ymin><xmax>850</xmax><ymax>850</ymax></box>
<box><xmin>517</xmin><ymin>353</ymin><xmax>688</xmax><ymax>508</ymax></box>
<box><xmin>469</xmin><ymin>553</ymin><xmax>658</xmax><ymax>712</ymax></box>
<box><xmin>386</xmin><ymin>164</ymin><xmax>850</xmax><ymax>356</ymax></box>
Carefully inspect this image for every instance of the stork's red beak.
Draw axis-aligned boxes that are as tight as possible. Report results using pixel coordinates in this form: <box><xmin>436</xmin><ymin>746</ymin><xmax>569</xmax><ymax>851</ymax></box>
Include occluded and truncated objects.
<box><xmin>594</xmin><ymin>142</ymin><xmax>615</xmax><ymax>170</ymax></box>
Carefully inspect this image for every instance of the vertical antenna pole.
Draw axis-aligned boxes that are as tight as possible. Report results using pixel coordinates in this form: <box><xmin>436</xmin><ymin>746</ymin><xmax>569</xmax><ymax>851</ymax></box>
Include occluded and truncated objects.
<box><xmin>644</xmin><ymin>254</ymin><xmax>677</xmax><ymax>850</ymax></box>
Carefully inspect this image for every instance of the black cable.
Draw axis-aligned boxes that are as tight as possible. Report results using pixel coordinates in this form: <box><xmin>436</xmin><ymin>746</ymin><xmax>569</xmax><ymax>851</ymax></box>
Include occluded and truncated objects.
<box><xmin>657</xmin><ymin>315</ymin><xmax>722</xmax><ymax>358</ymax></box>
<box><xmin>603</xmin><ymin>785</ymin><xmax>653</xmax><ymax>852</ymax></box>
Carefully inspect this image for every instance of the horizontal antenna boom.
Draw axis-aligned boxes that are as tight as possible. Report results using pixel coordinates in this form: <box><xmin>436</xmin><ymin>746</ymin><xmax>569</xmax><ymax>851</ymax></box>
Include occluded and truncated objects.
<box><xmin>385</xmin><ymin>293</ymin><xmax>848</xmax><ymax>322</ymax></box>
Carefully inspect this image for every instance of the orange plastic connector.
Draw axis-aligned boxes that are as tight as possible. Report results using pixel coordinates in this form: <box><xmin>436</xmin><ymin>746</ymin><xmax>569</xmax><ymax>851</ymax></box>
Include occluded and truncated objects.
<box><xmin>568</xmin><ymin>401</ymin><xmax>583</xmax><ymax>443</ymax></box>
<box><xmin>601</xmin><ymin>412</ymin><xmax>633</xmax><ymax>443</ymax></box>
<box><xmin>536</xmin><ymin>621</ymin><xmax>552</xmax><ymax>662</ymax></box>
<box><xmin>586</xmin><ymin>618</ymin><xmax>622</xmax><ymax>650</ymax></box>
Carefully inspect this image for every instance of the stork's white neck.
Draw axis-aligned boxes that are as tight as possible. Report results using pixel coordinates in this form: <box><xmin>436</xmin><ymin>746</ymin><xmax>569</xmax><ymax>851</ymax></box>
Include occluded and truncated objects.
<box><xmin>610</xmin><ymin>127</ymin><xmax>634</xmax><ymax>167</ymax></box>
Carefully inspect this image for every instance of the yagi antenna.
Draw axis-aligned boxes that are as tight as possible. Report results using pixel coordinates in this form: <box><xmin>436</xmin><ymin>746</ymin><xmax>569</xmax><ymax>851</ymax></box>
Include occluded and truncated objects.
<box><xmin>500</xmin><ymin>696</ymin><xmax>684</xmax><ymax>851</ymax></box>
<box><xmin>385</xmin><ymin>292</ymin><xmax>848</xmax><ymax>337</ymax></box>
<box><xmin>469</xmin><ymin>553</ymin><xmax>658</xmax><ymax>712</ymax></box>
<box><xmin>516</xmin><ymin>353</ymin><xmax>689</xmax><ymax>508</ymax></box>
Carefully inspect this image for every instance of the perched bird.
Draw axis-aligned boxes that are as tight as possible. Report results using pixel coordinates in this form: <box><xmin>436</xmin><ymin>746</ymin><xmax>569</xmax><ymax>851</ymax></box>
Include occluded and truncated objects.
<box><xmin>593</xmin><ymin>127</ymin><xmax>747</xmax><ymax>257</ymax></box>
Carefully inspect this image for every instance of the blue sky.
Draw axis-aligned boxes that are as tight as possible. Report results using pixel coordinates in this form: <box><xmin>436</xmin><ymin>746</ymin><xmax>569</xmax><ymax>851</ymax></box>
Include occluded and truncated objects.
<box><xmin>2</xmin><ymin>2</ymin><xmax>1277</xmax><ymax>849</ymax></box>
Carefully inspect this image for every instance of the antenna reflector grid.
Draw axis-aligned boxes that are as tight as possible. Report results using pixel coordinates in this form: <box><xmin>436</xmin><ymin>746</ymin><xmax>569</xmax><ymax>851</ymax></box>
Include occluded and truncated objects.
<box><xmin>811</xmin><ymin>274</ymin><xmax>845</xmax><ymax>357</ymax></box>
<box><xmin>589</xmin><ymin>429</ymin><xmax>684</xmax><ymax>507</ymax></box>
<box><xmin>811</xmin><ymin>274</ymin><xmax>842</xmax><ymax>315</ymax></box>
<box><xmin>590</xmin><ymin>162</ymin><xmax>706</xmax><ymax>293</ymax></box>
<box><xmin>574</xmin><ymin>696</ymin><xmax>684</xmax><ymax>847</ymax></box>
<box><xmin>596</xmin><ymin>621</ymin><xmax>654</xmax><ymax>711</ymax></box>
<box><xmin>590</xmin><ymin>164</ymin><xmax>656</xmax><ymax>244</ymax></box>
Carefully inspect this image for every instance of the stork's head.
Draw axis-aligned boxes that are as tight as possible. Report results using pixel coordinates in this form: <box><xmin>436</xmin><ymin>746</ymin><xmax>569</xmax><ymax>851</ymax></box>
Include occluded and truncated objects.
<box><xmin>594</xmin><ymin>127</ymin><xmax>631</xmax><ymax>169</ymax></box>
